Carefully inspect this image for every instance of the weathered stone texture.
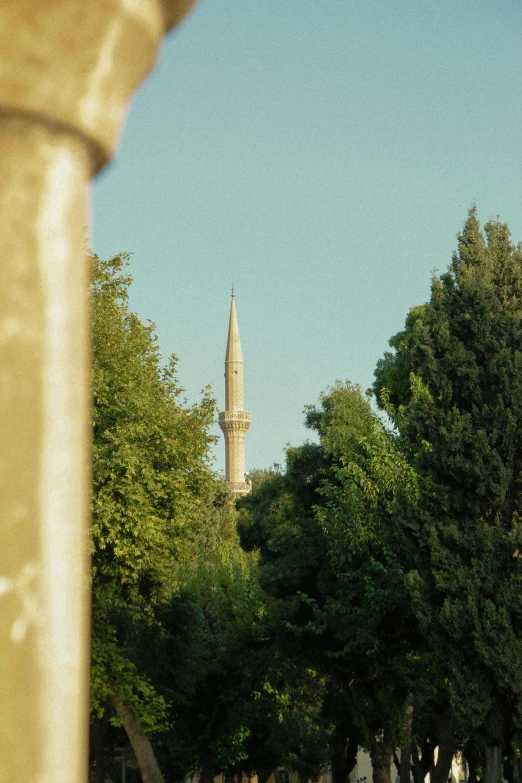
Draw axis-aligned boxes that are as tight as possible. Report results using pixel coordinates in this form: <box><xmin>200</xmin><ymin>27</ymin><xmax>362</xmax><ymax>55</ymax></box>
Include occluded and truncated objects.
<box><xmin>0</xmin><ymin>1</ymin><xmax>198</xmax><ymax>780</ymax></box>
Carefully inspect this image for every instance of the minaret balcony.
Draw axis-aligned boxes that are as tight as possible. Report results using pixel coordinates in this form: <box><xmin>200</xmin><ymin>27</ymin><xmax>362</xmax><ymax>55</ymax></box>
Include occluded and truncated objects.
<box><xmin>227</xmin><ymin>481</ymin><xmax>253</xmax><ymax>495</ymax></box>
<box><xmin>219</xmin><ymin>410</ymin><xmax>251</xmax><ymax>432</ymax></box>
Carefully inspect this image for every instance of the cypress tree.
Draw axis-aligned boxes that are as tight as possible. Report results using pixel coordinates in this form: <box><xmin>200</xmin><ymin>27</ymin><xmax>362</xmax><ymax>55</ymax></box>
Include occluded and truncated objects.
<box><xmin>374</xmin><ymin>209</ymin><xmax>522</xmax><ymax>757</ymax></box>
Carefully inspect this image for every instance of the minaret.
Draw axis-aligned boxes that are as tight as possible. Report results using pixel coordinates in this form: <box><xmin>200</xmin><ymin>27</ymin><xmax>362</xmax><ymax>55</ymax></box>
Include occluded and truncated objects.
<box><xmin>219</xmin><ymin>289</ymin><xmax>252</xmax><ymax>495</ymax></box>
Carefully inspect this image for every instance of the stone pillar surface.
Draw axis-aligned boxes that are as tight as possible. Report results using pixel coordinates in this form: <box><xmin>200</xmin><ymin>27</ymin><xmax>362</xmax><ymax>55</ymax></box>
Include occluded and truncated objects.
<box><xmin>0</xmin><ymin>1</ymin><xmax>197</xmax><ymax>781</ymax></box>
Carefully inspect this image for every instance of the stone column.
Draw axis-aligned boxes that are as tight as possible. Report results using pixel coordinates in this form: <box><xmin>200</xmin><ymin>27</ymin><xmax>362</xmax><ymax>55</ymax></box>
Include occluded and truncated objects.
<box><xmin>0</xmin><ymin>1</ymin><xmax>197</xmax><ymax>781</ymax></box>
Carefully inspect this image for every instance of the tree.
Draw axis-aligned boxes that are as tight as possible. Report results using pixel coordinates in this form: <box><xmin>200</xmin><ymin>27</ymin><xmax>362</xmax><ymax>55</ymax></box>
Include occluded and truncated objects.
<box><xmin>131</xmin><ymin>536</ymin><xmax>265</xmax><ymax>783</ymax></box>
<box><xmin>90</xmin><ymin>253</ymin><xmax>318</xmax><ymax>783</ymax></box>
<box><xmin>309</xmin><ymin>392</ymin><xmax>423</xmax><ymax>783</ymax></box>
<box><xmin>238</xmin><ymin>383</ymin><xmax>425</xmax><ymax>783</ymax></box>
<box><xmin>90</xmin><ymin>252</ymin><xmax>219</xmax><ymax>783</ymax></box>
<box><xmin>373</xmin><ymin>209</ymin><xmax>522</xmax><ymax>778</ymax></box>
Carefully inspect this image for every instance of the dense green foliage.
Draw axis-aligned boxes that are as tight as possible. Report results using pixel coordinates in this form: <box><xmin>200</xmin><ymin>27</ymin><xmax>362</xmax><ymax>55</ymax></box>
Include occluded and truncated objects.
<box><xmin>90</xmin><ymin>254</ymin><xmax>266</xmax><ymax>780</ymax></box>
<box><xmin>374</xmin><ymin>210</ymin><xmax>522</xmax><ymax>747</ymax></box>
<box><xmin>89</xmin><ymin>254</ymin><xmax>338</xmax><ymax>783</ymax></box>
<box><xmin>239</xmin><ymin>210</ymin><xmax>522</xmax><ymax>783</ymax></box>
<box><xmin>238</xmin><ymin>383</ymin><xmax>422</xmax><ymax>783</ymax></box>
<box><xmin>90</xmin><ymin>211</ymin><xmax>522</xmax><ymax>783</ymax></box>
<box><xmin>91</xmin><ymin>252</ymin><xmax>219</xmax><ymax>729</ymax></box>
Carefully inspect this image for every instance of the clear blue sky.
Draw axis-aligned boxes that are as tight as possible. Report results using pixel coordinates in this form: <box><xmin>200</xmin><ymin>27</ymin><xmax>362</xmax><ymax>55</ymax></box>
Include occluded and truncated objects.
<box><xmin>92</xmin><ymin>0</ymin><xmax>522</xmax><ymax>474</ymax></box>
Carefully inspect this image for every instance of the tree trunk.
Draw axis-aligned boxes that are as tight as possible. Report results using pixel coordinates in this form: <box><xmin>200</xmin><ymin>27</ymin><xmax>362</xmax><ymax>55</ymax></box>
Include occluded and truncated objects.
<box><xmin>256</xmin><ymin>769</ymin><xmax>275</xmax><ymax>783</ymax></box>
<box><xmin>465</xmin><ymin>750</ymin><xmax>480</xmax><ymax>783</ymax></box>
<box><xmin>400</xmin><ymin>698</ymin><xmax>414</xmax><ymax>783</ymax></box>
<box><xmin>331</xmin><ymin>743</ymin><xmax>356</xmax><ymax>783</ymax></box>
<box><xmin>370</xmin><ymin>735</ymin><xmax>394</xmax><ymax>783</ymax></box>
<box><xmin>484</xmin><ymin>747</ymin><xmax>502</xmax><ymax>783</ymax></box>
<box><xmin>400</xmin><ymin>747</ymin><xmax>411</xmax><ymax>783</ymax></box>
<box><xmin>511</xmin><ymin>753</ymin><xmax>521</xmax><ymax>783</ymax></box>
<box><xmin>504</xmin><ymin>755</ymin><xmax>513</xmax><ymax>783</ymax></box>
<box><xmin>331</xmin><ymin>752</ymin><xmax>350</xmax><ymax>783</ymax></box>
<box><xmin>256</xmin><ymin>767</ymin><xmax>274</xmax><ymax>783</ymax></box>
<box><xmin>411</xmin><ymin>745</ymin><xmax>424</xmax><ymax>783</ymax></box>
<box><xmin>430</xmin><ymin>712</ymin><xmax>456</xmax><ymax>783</ymax></box>
<box><xmin>200</xmin><ymin>759</ymin><xmax>216</xmax><ymax>783</ymax></box>
<box><xmin>110</xmin><ymin>695</ymin><xmax>165</xmax><ymax>783</ymax></box>
<box><xmin>430</xmin><ymin>742</ymin><xmax>455</xmax><ymax>783</ymax></box>
<box><xmin>346</xmin><ymin>737</ymin><xmax>359</xmax><ymax>779</ymax></box>
<box><xmin>91</xmin><ymin>722</ymin><xmax>108</xmax><ymax>783</ymax></box>
<box><xmin>331</xmin><ymin>736</ymin><xmax>358</xmax><ymax>783</ymax></box>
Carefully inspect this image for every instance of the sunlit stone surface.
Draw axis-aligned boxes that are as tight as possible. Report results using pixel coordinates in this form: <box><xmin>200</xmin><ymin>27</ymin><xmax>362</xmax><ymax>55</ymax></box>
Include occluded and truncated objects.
<box><xmin>219</xmin><ymin>293</ymin><xmax>252</xmax><ymax>496</ymax></box>
<box><xmin>0</xmin><ymin>1</ymin><xmax>197</xmax><ymax>780</ymax></box>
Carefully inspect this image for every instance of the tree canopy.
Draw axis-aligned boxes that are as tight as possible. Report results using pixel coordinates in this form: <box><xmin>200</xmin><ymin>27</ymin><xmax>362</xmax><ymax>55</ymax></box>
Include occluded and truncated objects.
<box><xmin>90</xmin><ymin>253</ymin><xmax>237</xmax><ymax>781</ymax></box>
<box><xmin>89</xmin><ymin>254</ymin><xmax>333</xmax><ymax>783</ymax></box>
<box><xmin>89</xmin><ymin>210</ymin><xmax>522</xmax><ymax>783</ymax></box>
<box><xmin>374</xmin><ymin>209</ymin><xmax>522</xmax><ymax>771</ymax></box>
<box><xmin>238</xmin><ymin>382</ymin><xmax>424</xmax><ymax>783</ymax></box>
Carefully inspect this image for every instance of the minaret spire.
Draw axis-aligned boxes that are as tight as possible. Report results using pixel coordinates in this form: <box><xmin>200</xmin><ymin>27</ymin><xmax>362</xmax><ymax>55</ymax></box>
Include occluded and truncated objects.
<box><xmin>225</xmin><ymin>293</ymin><xmax>244</xmax><ymax>377</ymax></box>
<box><xmin>219</xmin><ymin>291</ymin><xmax>251</xmax><ymax>495</ymax></box>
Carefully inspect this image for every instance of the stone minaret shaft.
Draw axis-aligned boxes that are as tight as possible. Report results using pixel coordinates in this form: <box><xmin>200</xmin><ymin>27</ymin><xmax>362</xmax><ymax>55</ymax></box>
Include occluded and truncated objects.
<box><xmin>219</xmin><ymin>292</ymin><xmax>251</xmax><ymax>495</ymax></box>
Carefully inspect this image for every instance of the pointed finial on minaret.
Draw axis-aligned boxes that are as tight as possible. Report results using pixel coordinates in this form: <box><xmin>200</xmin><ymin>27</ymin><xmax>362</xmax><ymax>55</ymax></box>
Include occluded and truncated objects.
<box><xmin>225</xmin><ymin>288</ymin><xmax>243</xmax><ymax>364</ymax></box>
<box><xmin>231</xmin><ymin>284</ymin><xmax>235</xmax><ymax>299</ymax></box>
